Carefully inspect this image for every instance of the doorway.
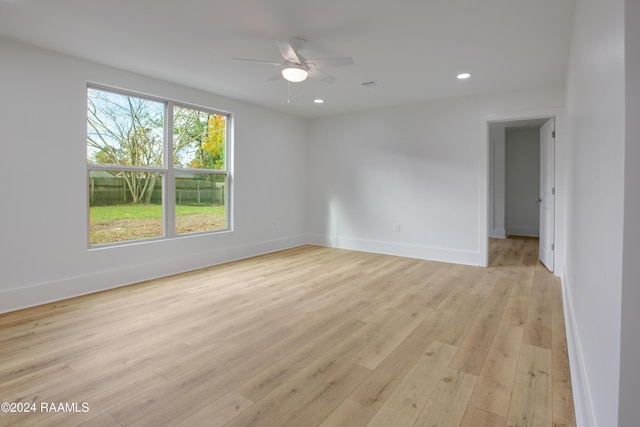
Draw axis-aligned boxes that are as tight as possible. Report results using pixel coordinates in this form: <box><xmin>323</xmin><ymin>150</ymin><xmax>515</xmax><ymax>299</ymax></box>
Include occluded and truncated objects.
<box><xmin>487</xmin><ymin>117</ymin><xmax>555</xmax><ymax>269</ymax></box>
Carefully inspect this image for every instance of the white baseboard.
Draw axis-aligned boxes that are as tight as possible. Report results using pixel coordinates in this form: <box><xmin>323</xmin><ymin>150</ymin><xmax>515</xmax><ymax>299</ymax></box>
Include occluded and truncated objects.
<box><xmin>0</xmin><ymin>235</ymin><xmax>307</xmax><ymax>315</ymax></box>
<box><xmin>0</xmin><ymin>234</ymin><xmax>597</xmax><ymax>427</ymax></box>
<box><xmin>0</xmin><ymin>233</ymin><xmax>482</xmax><ymax>314</ymax></box>
<box><xmin>562</xmin><ymin>265</ymin><xmax>597</xmax><ymax>427</ymax></box>
<box><xmin>506</xmin><ymin>226</ymin><xmax>539</xmax><ymax>237</ymax></box>
<box><xmin>307</xmin><ymin>234</ymin><xmax>480</xmax><ymax>266</ymax></box>
<box><xmin>490</xmin><ymin>228</ymin><xmax>507</xmax><ymax>238</ymax></box>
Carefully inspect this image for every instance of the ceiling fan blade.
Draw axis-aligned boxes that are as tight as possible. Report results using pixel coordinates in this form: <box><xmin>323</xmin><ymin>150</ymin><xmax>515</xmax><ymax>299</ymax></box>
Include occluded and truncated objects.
<box><xmin>268</xmin><ymin>71</ymin><xmax>283</xmax><ymax>81</ymax></box>
<box><xmin>309</xmin><ymin>68</ymin><xmax>338</xmax><ymax>84</ymax></box>
<box><xmin>232</xmin><ymin>58</ymin><xmax>282</xmax><ymax>66</ymax></box>
<box><xmin>307</xmin><ymin>57</ymin><xmax>355</xmax><ymax>68</ymax></box>
<box><xmin>275</xmin><ymin>40</ymin><xmax>302</xmax><ymax>65</ymax></box>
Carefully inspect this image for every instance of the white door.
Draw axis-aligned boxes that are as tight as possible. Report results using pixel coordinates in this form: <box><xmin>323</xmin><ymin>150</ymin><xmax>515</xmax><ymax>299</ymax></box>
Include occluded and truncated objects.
<box><xmin>539</xmin><ymin>118</ymin><xmax>555</xmax><ymax>271</ymax></box>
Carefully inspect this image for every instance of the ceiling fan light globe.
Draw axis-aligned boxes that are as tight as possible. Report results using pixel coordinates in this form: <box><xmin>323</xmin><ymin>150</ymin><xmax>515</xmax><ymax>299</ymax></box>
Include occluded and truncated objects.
<box><xmin>282</xmin><ymin>67</ymin><xmax>308</xmax><ymax>83</ymax></box>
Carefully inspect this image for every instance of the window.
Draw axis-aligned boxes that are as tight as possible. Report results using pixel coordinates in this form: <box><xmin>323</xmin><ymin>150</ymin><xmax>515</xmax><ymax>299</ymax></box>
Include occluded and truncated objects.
<box><xmin>87</xmin><ymin>86</ymin><xmax>230</xmax><ymax>246</ymax></box>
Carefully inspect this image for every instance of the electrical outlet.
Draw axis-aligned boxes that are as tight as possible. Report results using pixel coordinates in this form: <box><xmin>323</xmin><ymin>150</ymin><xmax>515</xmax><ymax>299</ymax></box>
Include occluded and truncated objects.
<box><xmin>394</xmin><ymin>223</ymin><xmax>401</xmax><ymax>232</ymax></box>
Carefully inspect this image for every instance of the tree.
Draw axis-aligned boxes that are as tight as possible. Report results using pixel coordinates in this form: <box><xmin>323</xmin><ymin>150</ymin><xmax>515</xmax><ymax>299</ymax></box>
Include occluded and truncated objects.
<box><xmin>173</xmin><ymin>108</ymin><xmax>225</xmax><ymax>171</ymax></box>
<box><xmin>87</xmin><ymin>89</ymin><xmax>163</xmax><ymax>203</ymax></box>
<box><xmin>88</xmin><ymin>89</ymin><xmax>227</xmax><ymax>204</ymax></box>
<box><xmin>188</xmin><ymin>114</ymin><xmax>225</xmax><ymax>170</ymax></box>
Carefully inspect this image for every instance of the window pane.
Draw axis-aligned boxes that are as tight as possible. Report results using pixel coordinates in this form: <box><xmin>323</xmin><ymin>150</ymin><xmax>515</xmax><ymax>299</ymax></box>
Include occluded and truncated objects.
<box><xmin>173</xmin><ymin>107</ymin><xmax>226</xmax><ymax>170</ymax></box>
<box><xmin>175</xmin><ymin>173</ymin><xmax>226</xmax><ymax>234</ymax></box>
<box><xmin>89</xmin><ymin>170</ymin><xmax>164</xmax><ymax>245</ymax></box>
<box><xmin>87</xmin><ymin>88</ymin><xmax>164</xmax><ymax>167</ymax></box>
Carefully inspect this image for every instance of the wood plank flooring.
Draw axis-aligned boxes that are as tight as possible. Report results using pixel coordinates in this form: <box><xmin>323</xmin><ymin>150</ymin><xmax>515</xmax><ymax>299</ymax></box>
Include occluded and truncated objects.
<box><xmin>0</xmin><ymin>237</ymin><xmax>575</xmax><ymax>426</ymax></box>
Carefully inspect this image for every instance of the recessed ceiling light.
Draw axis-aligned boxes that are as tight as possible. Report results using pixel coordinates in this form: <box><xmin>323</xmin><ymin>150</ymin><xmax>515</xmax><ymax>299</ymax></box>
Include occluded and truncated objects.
<box><xmin>313</xmin><ymin>99</ymin><xmax>324</xmax><ymax>104</ymax></box>
<box><xmin>457</xmin><ymin>73</ymin><xmax>471</xmax><ymax>79</ymax></box>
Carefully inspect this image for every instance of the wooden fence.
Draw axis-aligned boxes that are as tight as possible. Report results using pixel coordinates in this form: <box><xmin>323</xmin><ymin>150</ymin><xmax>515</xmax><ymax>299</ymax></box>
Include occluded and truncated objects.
<box><xmin>89</xmin><ymin>175</ymin><xmax>225</xmax><ymax>206</ymax></box>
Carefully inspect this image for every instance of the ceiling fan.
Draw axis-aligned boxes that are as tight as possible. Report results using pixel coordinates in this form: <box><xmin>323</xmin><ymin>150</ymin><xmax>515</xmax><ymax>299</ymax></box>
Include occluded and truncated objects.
<box><xmin>233</xmin><ymin>37</ymin><xmax>354</xmax><ymax>84</ymax></box>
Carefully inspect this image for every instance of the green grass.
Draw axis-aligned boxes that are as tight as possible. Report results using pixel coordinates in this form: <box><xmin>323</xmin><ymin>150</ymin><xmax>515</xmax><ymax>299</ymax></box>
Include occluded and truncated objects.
<box><xmin>89</xmin><ymin>203</ymin><xmax>227</xmax><ymax>245</ymax></box>
<box><xmin>177</xmin><ymin>205</ymin><xmax>226</xmax><ymax>216</ymax></box>
<box><xmin>90</xmin><ymin>203</ymin><xmax>225</xmax><ymax>221</ymax></box>
<box><xmin>90</xmin><ymin>204</ymin><xmax>161</xmax><ymax>221</ymax></box>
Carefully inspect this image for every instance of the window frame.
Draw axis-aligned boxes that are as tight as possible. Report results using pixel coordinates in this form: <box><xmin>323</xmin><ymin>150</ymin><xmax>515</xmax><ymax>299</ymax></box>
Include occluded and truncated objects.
<box><xmin>87</xmin><ymin>84</ymin><xmax>232</xmax><ymax>248</ymax></box>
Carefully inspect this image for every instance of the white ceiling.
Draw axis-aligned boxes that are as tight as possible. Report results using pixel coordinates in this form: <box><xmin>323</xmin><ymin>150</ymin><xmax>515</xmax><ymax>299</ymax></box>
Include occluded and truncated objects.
<box><xmin>0</xmin><ymin>0</ymin><xmax>576</xmax><ymax>118</ymax></box>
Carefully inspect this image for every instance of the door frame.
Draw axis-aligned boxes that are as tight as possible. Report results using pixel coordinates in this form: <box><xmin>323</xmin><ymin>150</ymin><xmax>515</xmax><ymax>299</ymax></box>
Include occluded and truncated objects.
<box><xmin>480</xmin><ymin>108</ymin><xmax>564</xmax><ymax>276</ymax></box>
<box><xmin>539</xmin><ymin>118</ymin><xmax>556</xmax><ymax>271</ymax></box>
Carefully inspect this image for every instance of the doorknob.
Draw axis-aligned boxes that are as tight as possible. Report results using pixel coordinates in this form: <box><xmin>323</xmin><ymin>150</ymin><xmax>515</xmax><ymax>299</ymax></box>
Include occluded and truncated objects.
<box><xmin>536</xmin><ymin>197</ymin><xmax>542</xmax><ymax>203</ymax></box>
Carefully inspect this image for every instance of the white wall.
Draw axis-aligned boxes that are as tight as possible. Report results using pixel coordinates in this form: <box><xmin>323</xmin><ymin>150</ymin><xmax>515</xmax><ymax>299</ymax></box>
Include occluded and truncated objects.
<box><xmin>563</xmin><ymin>0</ymin><xmax>625</xmax><ymax>425</ymax></box>
<box><xmin>0</xmin><ymin>37</ymin><xmax>309</xmax><ymax>314</ymax></box>
<box><xmin>307</xmin><ymin>89</ymin><xmax>564</xmax><ymax>266</ymax></box>
<box><xmin>619</xmin><ymin>0</ymin><xmax>640</xmax><ymax>425</ymax></box>
<box><xmin>505</xmin><ymin>128</ymin><xmax>540</xmax><ymax>237</ymax></box>
<box><xmin>0</xmin><ymin>37</ymin><xmax>567</xmax><ymax>313</ymax></box>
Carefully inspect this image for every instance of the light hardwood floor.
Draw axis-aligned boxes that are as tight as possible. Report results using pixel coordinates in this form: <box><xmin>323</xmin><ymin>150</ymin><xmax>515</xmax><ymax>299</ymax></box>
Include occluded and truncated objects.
<box><xmin>0</xmin><ymin>238</ymin><xmax>575</xmax><ymax>426</ymax></box>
